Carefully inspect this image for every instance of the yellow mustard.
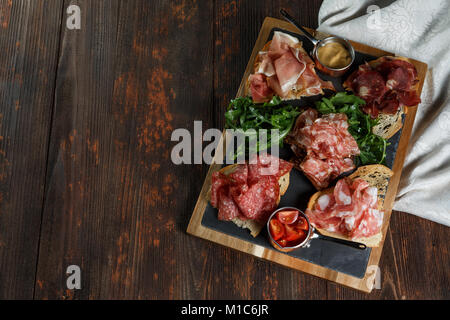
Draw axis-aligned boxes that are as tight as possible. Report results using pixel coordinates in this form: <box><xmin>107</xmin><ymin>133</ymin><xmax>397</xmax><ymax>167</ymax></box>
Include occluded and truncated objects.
<box><xmin>317</xmin><ymin>42</ymin><xmax>351</xmax><ymax>69</ymax></box>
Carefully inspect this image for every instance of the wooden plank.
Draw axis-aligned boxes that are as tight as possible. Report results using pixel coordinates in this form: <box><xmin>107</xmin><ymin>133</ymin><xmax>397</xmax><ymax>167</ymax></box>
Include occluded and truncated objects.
<box><xmin>187</xmin><ymin>16</ymin><xmax>428</xmax><ymax>293</ymax></box>
<box><xmin>34</xmin><ymin>0</ymin><xmax>215</xmax><ymax>299</ymax></box>
<box><xmin>0</xmin><ymin>0</ymin><xmax>63</xmax><ymax>299</ymax></box>
<box><xmin>327</xmin><ymin>212</ymin><xmax>450</xmax><ymax>299</ymax></box>
<box><xmin>209</xmin><ymin>0</ymin><xmax>328</xmax><ymax>299</ymax></box>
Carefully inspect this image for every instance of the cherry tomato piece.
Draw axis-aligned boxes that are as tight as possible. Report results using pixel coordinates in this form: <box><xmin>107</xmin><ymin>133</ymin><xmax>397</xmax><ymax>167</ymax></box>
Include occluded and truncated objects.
<box><xmin>284</xmin><ymin>225</ymin><xmax>303</xmax><ymax>242</ymax></box>
<box><xmin>277</xmin><ymin>210</ymin><xmax>299</xmax><ymax>224</ymax></box>
<box><xmin>269</xmin><ymin>219</ymin><xmax>285</xmax><ymax>241</ymax></box>
<box><xmin>296</xmin><ymin>216</ymin><xmax>309</xmax><ymax>231</ymax></box>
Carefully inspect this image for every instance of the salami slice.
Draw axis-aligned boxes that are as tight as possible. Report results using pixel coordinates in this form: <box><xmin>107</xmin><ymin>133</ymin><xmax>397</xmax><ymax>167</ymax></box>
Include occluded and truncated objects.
<box><xmin>306</xmin><ymin>177</ymin><xmax>383</xmax><ymax>239</ymax></box>
<box><xmin>211</xmin><ymin>155</ymin><xmax>293</xmax><ymax>224</ymax></box>
<box><xmin>218</xmin><ymin>190</ymin><xmax>240</xmax><ymax>221</ymax></box>
<box><xmin>210</xmin><ymin>172</ymin><xmax>228</xmax><ymax>208</ymax></box>
<box><xmin>234</xmin><ymin>175</ymin><xmax>279</xmax><ymax>220</ymax></box>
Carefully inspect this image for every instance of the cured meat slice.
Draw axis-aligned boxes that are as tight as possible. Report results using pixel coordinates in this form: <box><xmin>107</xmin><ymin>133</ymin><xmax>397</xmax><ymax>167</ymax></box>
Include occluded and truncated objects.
<box><xmin>396</xmin><ymin>90</ymin><xmax>421</xmax><ymax>106</ymax></box>
<box><xmin>306</xmin><ymin>207</ymin><xmax>342</xmax><ymax>232</ymax></box>
<box><xmin>268</xmin><ymin>31</ymin><xmax>300</xmax><ymax>60</ymax></box>
<box><xmin>259</xmin><ymin>175</ymin><xmax>281</xmax><ymax>222</ymax></box>
<box><xmin>350</xmin><ymin>208</ymin><xmax>383</xmax><ymax>238</ymax></box>
<box><xmin>210</xmin><ymin>155</ymin><xmax>293</xmax><ymax>223</ymax></box>
<box><xmin>334</xmin><ymin>178</ymin><xmax>352</xmax><ymax>205</ymax></box>
<box><xmin>374</xmin><ymin>57</ymin><xmax>418</xmax><ymax>81</ymax></box>
<box><xmin>274</xmin><ymin>51</ymin><xmax>305</xmax><ymax>92</ymax></box>
<box><xmin>248</xmin><ymin>31</ymin><xmax>335</xmax><ymax>102</ymax></box>
<box><xmin>249</xmin><ymin>73</ymin><xmax>273</xmax><ymax>103</ymax></box>
<box><xmin>298</xmin><ymin>113</ymin><xmax>359</xmax><ymax>159</ymax></box>
<box><xmin>292</xmin><ymin>109</ymin><xmax>359</xmax><ymax>189</ymax></box>
<box><xmin>228</xmin><ymin>164</ymin><xmax>248</xmax><ymax>185</ymax></box>
<box><xmin>233</xmin><ymin>175</ymin><xmax>279</xmax><ymax>220</ymax></box>
<box><xmin>248</xmin><ymin>154</ymin><xmax>293</xmax><ymax>185</ymax></box>
<box><xmin>376</xmin><ymin>90</ymin><xmax>400</xmax><ymax>114</ymax></box>
<box><xmin>345</xmin><ymin>57</ymin><xmax>421</xmax><ymax>117</ymax></box>
<box><xmin>306</xmin><ymin>178</ymin><xmax>383</xmax><ymax>239</ymax></box>
<box><xmin>353</xmin><ymin>70</ymin><xmax>387</xmax><ymax>104</ymax></box>
<box><xmin>386</xmin><ymin>67</ymin><xmax>411</xmax><ymax>91</ymax></box>
<box><xmin>296</xmin><ymin>64</ymin><xmax>335</xmax><ymax>96</ymax></box>
<box><xmin>300</xmin><ymin>157</ymin><xmax>334</xmax><ymax>189</ymax></box>
<box><xmin>256</xmin><ymin>52</ymin><xmax>276</xmax><ymax>77</ymax></box>
<box><xmin>210</xmin><ymin>171</ymin><xmax>228</xmax><ymax>208</ymax></box>
<box><xmin>217</xmin><ymin>190</ymin><xmax>240</xmax><ymax>221</ymax></box>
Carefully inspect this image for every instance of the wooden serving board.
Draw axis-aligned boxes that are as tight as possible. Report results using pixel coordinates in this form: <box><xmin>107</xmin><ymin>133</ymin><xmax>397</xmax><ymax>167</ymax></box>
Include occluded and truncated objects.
<box><xmin>187</xmin><ymin>17</ymin><xmax>428</xmax><ymax>293</ymax></box>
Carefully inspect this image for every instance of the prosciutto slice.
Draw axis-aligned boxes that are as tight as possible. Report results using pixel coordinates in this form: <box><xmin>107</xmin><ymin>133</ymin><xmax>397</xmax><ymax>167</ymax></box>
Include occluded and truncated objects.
<box><xmin>248</xmin><ymin>31</ymin><xmax>335</xmax><ymax>101</ymax></box>
<box><xmin>249</xmin><ymin>73</ymin><xmax>273</xmax><ymax>103</ymax></box>
<box><xmin>274</xmin><ymin>51</ymin><xmax>305</xmax><ymax>92</ymax></box>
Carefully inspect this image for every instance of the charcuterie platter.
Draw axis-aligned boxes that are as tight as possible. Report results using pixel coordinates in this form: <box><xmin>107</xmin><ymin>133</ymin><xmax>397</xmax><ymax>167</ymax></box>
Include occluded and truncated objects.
<box><xmin>187</xmin><ymin>17</ymin><xmax>427</xmax><ymax>292</ymax></box>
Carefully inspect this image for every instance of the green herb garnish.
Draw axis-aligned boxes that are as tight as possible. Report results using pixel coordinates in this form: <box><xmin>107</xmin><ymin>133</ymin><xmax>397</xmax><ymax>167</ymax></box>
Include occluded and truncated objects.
<box><xmin>225</xmin><ymin>96</ymin><xmax>300</xmax><ymax>158</ymax></box>
<box><xmin>315</xmin><ymin>92</ymin><xmax>388</xmax><ymax>165</ymax></box>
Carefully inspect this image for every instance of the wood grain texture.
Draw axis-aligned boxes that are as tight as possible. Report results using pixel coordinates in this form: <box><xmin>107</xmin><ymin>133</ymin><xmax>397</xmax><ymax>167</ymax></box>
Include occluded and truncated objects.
<box><xmin>0</xmin><ymin>0</ymin><xmax>447</xmax><ymax>299</ymax></box>
<box><xmin>34</xmin><ymin>0</ymin><xmax>215</xmax><ymax>299</ymax></box>
<box><xmin>211</xmin><ymin>0</ymin><xmax>328</xmax><ymax>299</ymax></box>
<box><xmin>0</xmin><ymin>0</ymin><xmax>63</xmax><ymax>299</ymax></box>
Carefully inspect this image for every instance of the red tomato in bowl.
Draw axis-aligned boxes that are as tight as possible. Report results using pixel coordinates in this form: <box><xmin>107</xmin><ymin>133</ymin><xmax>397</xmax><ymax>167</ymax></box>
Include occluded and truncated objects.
<box><xmin>295</xmin><ymin>216</ymin><xmax>309</xmax><ymax>231</ymax></box>
<box><xmin>277</xmin><ymin>210</ymin><xmax>298</xmax><ymax>224</ymax></box>
<box><xmin>270</xmin><ymin>209</ymin><xmax>310</xmax><ymax>248</ymax></box>
<box><xmin>269</xmin><ymin>219</ymin><xmax>285</xmax><ymax>241</ymax></box>
<box><xmin>284</xmin><ymin>225</ymin><xmax>304</xmax><ymax>242</ymax></box>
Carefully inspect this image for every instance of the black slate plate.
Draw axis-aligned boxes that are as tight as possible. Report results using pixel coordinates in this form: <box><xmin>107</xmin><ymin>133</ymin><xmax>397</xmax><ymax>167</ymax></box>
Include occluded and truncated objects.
<box><xmin>201</xmin><ymin>28</ymin><xmax>403</xmax><ymax>279</ymax></box>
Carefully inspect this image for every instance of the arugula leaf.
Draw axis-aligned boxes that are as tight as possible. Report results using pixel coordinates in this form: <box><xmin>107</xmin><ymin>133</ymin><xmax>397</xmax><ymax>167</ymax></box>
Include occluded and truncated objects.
<box><xmin>225</xmin><ymin>96</ymin><xmax>300</xmax><ymax>158</ymax></box>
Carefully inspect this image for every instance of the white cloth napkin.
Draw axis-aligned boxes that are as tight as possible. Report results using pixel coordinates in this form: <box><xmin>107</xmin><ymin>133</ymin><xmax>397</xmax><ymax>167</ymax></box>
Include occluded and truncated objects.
<box><xmin>317</xmin><ymin>0</ymin><xmax>450</xmax><ymax>226</ymax></box>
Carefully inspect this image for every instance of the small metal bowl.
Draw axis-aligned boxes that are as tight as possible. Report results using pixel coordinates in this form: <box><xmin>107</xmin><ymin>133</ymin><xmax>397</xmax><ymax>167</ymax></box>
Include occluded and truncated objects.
<box><xmin>267</xmin><ymin>207</ymin><xmax>312</xmax><ymax>253</ymax></box>
<box><xmin>313</xmin><ymin>36</ymin><xmax>355</xmax><ymax>77</ymax></box>
<box><xmin>267</xmin><ymin>206</ymin><xmax>367</xmax><ymax>253</ymax></box>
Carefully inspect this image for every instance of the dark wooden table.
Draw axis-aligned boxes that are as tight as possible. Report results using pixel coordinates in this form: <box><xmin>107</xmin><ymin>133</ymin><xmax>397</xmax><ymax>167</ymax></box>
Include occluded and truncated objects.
<box><xmin>0</xmin><ymin>0</ymin><xmax>448</xmax><ymax>300</ymax></box>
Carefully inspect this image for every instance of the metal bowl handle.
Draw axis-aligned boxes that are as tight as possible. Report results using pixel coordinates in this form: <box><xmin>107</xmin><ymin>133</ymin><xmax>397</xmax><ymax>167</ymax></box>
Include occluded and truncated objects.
<box><xmin>280</xmin><ymin>9</ymin><xmax>319</xmax><ymax>46</ymax></box>
<box><xmin>311</xmin><ymin>230</ymin><xmax>367</xmax><ymax>250</ymax></box>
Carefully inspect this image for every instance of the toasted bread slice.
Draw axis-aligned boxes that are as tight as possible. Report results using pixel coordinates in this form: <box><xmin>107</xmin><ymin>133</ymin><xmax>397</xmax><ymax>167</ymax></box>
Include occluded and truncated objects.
<box><xmin>348</xmin><ymin>164</ymin><xmax>393</xmax><ymax>204</ymax></box>
<box><xmin>215</xmin><ymin>163</ymin><xmax>291</xmax><ymax>237</ymax></box>
<box><xmin>344</xmin><ymin>56</ymin><xmax>420</xmax><ymax>139</ymax></box>
<box><xmin>306</xmin><ymin>164</ymin><xmax>393</xmax><ymax>247</ymax></box>
<box><xmin>372</xmin><ymin>105</ymin><xmax>404</xmax><ymax>139</ymax></box>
